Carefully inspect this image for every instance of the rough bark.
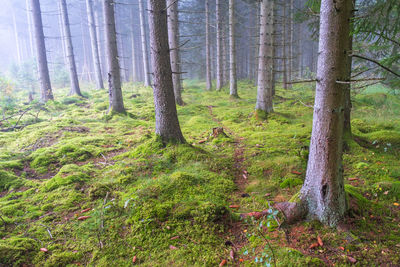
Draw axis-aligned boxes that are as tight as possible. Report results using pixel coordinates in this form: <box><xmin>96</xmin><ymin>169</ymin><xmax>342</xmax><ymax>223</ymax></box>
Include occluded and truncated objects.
<box><xmin>205</xmin><ymin>0</ymin><xmax>212</xmax><ymax>90</ymax></box>
<box><xmin>255</xmin><ymin>0</ymin><xmax>273</xmax><ymax>117</ymax></box>
<box><xmin>299</xmin><ymin>0</ymin><xmax>353</xmax><ymax>226</ymax></box>
<box><xmin>86</xmin><ymin>0</ymin><xmax>104</xmax><ymax>89</ymax></box>
<box><xmin>167</xmin><ymin>0</ymin><xmax>184</xmax><ymax>106</ymax></box>
<box><xmin>60</xmin><ymin>0</ymin><xmax>82</xmax><ymax>97</ymax></box>
<box><xmin>216</xmin><ymin>0</ymin><xmax>223</xmax><ymax>91</ymax></box>
<box><xmin>30</xmin><ymin>0</ymin><xmax>54</xmax><ymax>102</ymax></box>
<box><xmin>103</xmin><ymin>0</ymin><xmax>125</xmax><ymax>113</ymax></box>
<box><xmin>229</xmin><ymin>0</ymin><xmax>238</xmax><ymax>98</ymax></box>
<box><xmin>139</xmin><ymin>0</ymin><xmax>151</xmax><ymax>87</ymax></box>
<box><xmin>147</xmin><ymin>0</ymin><xmax>185</xmax><ymax>144</ymax></box>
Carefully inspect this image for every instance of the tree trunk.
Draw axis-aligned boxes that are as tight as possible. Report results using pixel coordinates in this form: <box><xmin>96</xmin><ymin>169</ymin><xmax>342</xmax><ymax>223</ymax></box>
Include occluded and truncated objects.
<box><xmin>298</xmin><ymin>0</ymin><xmax>353</xmax><ymax>226</ymax></box>
<box><xmin>288</xmin><ymin>0</ymin><xmax>294</xmax><ymax>88</ymax></box>
<box><xmin>103</xmin><ymin>0</ymin><xmax>125</xmax><ymax>113</ymax></box>
<box><xmin>130</xmin><ymin>7</ymin><xmax>138</xmax><ymax>82</ymax></box>
<box><xmin>167</xmin><ymin>0</ymin><xmax>184</xmax><ymax>106</ymax></box>
<box><xmin>216</xmin><ymin>0</ymin><xmax>223</xmax><ymax>90</ymax></box>
<box><xmin>139</xmin><ymin>0</ymin><xmax>151</xmax><ymax>87</ymax></box>
<box><xmin>282</xmin><ymin>2</ymin><xmax>288</xmax><ymax>90</ymax></box>
<box><xmin>30</xmin><ymin>0</ymin><xmax>54</xmax><ymax>102</ymax></box>
<box><xmin>94</xmin><ymin>4</ymin><xmax>106</xmax><ymax>79</ymax></box>
<box><xmin>60</xmin><ymin>0</ymin><xmax>82</xmax><ymax>97</ymax></box>
<box><xmin>229</xmin><ymin>0</ymin><xmax>238</xmax><ymax>98</ymax></box>
<box><xmin>205</xmin><ymin>0</ymin><xmax>212</xmax><ymax>90</ymax></box>
<box><xmin>270</xmin><ymin>0</ymin><xmax>276</xmax><ymax>96</ymax></box>
<box><xmin>86</xmin><ymin>0</ymin><xmax>104</xmax><ymax>89</ymax></box>
<box><xmin>255</xmin><ymin>0</ymin><xmax>273</xmax><ymax>118</ymax></box>
<box><xmin>147</xmin><ymin>0</ymin><xmax>185</xmax><ymax>144</ymax></box>
<box><xmin>12</xmin><ymin>6</ymin><xmax>22</xmax><ymax>64</ymax></box>
<box><xmin>344</xmin><ymin>0</ymin><xmax>356</xmax><ymax>136</ymax></box>
<box><xmin>26</xmin><ymin>0</ymin><xmax>35</xmax><ymax>58</ymax></box>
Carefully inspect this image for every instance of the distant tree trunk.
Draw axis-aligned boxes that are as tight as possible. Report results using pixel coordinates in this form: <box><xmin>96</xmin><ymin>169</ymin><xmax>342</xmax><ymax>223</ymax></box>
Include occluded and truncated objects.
<box><xmin>130</xmin><ymin>8</ymin><xmax>138</xmax><ymax>82</ymax></box>
<box><xmin>148</xmin><ymin>0</ymin><xmax>185</xmax><ymax>144</ymax></box>
<box><xmin>139</xmin><ymin>0</ymin><xmax>151</xmax><ymax>87</ymax></box>
<box><xmin>255</xmin><ymin>0</ymin><xmax>273</xmax><ymax>118</ymax></box>
<box><xmin>86</xmin><ymin>0</ymin><xmax>104</xmax><ymax>89</ymax></box>
<box><xmin>282</xmin><ymin>2</ymin><xmax>288</xmax><ymax>90</ymax></box>
<box><xmin>94</xmin><ymin>4</ymin><xmax>106</xmax><ymax>78</ymax></box>
<box><xmin>167</xmin><ymin>0</ymin><xmax>184</xmax><ymax>106</ymax></box>
<box><xmin>344</xmin><ymin>0</ymin><xmax>356</xmax><ymax>136</ymax></box>
<box><xmin>205</xmin><ymin>0</ymin><xmax>212</xmax><ymax>90</ymax></box>
<box><xmin>216</xmin><ymin>0</ymin><xmax>223</xmax><ymax>90</ymax></box>
<box><xmin>288</xmin><ymin>0</ymin><xmax>294</xmax><ymax>87</ymax></box>
<box><xmin>254</xmin><ymin>1</ymin><xmax>260</xmax><ymax>86</ymax></box>
<box><xmin>26</xmin><ymin>0</ymin><xmax>35</xmax><ymax>58</ymax></box>
<box><xmin>103</xmin><ymin>0</ymin><xmax>125</xmax><ymax>113</ymax></box>
<box><xmin>57</xmin><ymin>1</ymin><xmax>68</xmax><ymax>65</ymax></box>
<box><xmin>12</xmin><ymin>6</ymin><xmax>22</xmax><ymax>64</ymax></box>
<box><xmin>60</xmin><ymin>0</ymin><xmax>82</xmax><ymax>96</ymax></box>
<box><xmin>30</xmin><ymin>0</ymin><xmax>54</xmax><ymax>102</ymax></box>
<box><xmin>287</xmin><ymin>0</ymin><xmax>353</xmax><ymax>227</ymax></box>
<box><xmin>229</xmin><ymin>0</ymin><xmax>238</xmax><ymax>98</ymax></box>
<box><xmin>222</xmin><ymin>26</ymin><xmax>229</xmax><ymax>87</ymax></box>
<box><xmin>270</xmin><ymin>0</ymin><xmax>276</xmax><ymax>96</ymax></box>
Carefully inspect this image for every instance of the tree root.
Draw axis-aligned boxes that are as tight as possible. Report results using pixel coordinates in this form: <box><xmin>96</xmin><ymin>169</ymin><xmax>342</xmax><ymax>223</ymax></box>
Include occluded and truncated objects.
<box><xmin>274</xmin><ymin>202</ymin><xmax>307</xmax><ymax>225</ymax></box>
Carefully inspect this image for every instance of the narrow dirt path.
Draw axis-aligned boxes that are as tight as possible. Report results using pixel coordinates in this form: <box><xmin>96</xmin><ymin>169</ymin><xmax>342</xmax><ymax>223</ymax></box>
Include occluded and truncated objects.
<box><xmin>207</xmin><ymin>105</ymin><xmax>249</xmax><ymax>263</ymax></box>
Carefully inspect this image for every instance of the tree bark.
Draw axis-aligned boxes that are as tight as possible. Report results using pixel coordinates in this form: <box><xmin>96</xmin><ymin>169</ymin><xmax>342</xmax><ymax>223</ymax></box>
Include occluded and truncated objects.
<box><xmin>26</xmin><ymin>0</ymin><xmax>35</xmax><ymax>58</ymax></box>
<box><xmin>147</xmin><ymin>0</ymin><xmax>185</xmax><ymax>144</ymax></box>
<box><xmin>205</xmin><ymin>0</ymin><xmax>212</xmax><ymax>90</ymax></box>
<box><xmin>299</xmin><ymin>0</ymin><xmax>353</xmax><ymax>226</ymax></box>
<box><xmin>139</xmin><ymin>0</ymin><xmax>151</xmax><ymax>87</ymax></box>
<box><xmin>60</xmin><ymin>0</ymin><xmax>82</xmax><ymax>97</ymax></box>
<box><xmin>216</xmin><ymin>0</ymin><xmax>223</xmax><ymax>90</ymax></box>
<box><xmin>255</xmin><ymin>0</ymin><xmax>273</xmax><ymax>117</ymax></box>
<box><xmin>270</xmin><ymin>0</ymin><xmax>276</xmax><ymax>96</ymax></box>
<box><xmin>86</xmin><ymin>0</ymin><xmax>104</xmax><ymax>89</ymax></box>
<box><xmin>229</xmin><ymin>0</ymin><xmax>238</xmax><ymax>98</ymax></box>
<box><xmin>30</xmin><ymin>0</ymin><xmax>54</xmax><ymax>102</ymax></box>
<box><xmin>282</xmin><ymin>1</ymin><xmax>288</xmax><ymax>90</ymax></box>
<box><xmin>167</xmin><ymin>0</ymin><xmax>184</xmax><ymax>106</ymax></box>
<box><xmin>103</xmin><ymin>0</ymin><xmax>125</xmax><ymax>113</ymax></box>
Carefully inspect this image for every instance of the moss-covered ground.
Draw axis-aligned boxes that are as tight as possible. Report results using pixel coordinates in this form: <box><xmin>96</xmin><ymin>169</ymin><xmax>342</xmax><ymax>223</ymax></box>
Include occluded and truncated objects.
<box><xmin>0</xmin><ymin>81</ymin><xmax>399</xmax><ymax>266</ymax></box>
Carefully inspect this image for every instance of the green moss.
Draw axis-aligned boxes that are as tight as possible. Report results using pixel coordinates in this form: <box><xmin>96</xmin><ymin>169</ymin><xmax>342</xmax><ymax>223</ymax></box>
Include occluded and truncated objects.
<box><xmin>42</xmin><ymin>251</ymin><xmax>83</xmax><ymax>267</ymax></box>
<box><xmin>280</xmin><ymin>177</ymin><xmax>303</xmax><ymax>188</ymax></box>
<box><xmin>255</xmin><ymin>109</ymin><xmax>269</xmax><ymax>120</ymax></box>
<box><xmin>0</xmin><ymin>237</ymin><xmax>38</xmax><ymax>266</ymax></box>
<box><xmin>44</xmin><ymin>164</ymin><xmax>91</xmax><ymax>191</ymax></box>
<box><xmin>374</xmin><ymin>181</ymin><xmax>400</xmax><ymax>200</ymax></box>
<box><xmin>0</xmin><ymin>170</ymin><xmax>24</xmax><ymax>191</ymax></box>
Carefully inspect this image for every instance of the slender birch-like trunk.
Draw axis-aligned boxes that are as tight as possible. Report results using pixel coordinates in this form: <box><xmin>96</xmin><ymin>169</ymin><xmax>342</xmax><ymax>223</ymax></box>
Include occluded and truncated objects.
<box><xmin>103</xmin><ymin>0</ymin><xmax>125</xmax><ymax>113</ymax></box>
<box><xmin>60</xmin><ymin>0</ymin><xmax>82</xmax><ymax>96</ymax></box>
<box><xmin>205</xmin><ymin>0</ymin><xmax>212</xmax><ymax>90</ymax></box>
<box><xmin>148</xmin><ymin>0</ymin><xmax>185</xmax><ymax>144</ymax></box>
<box><xmin>229</xmin><ymin>0</ymin><xmax>238</xmax><ymax>98</ymax></box>
<box><xmin>139</xmin><ymin>0</ymin><xmax>150</xmax><ymax>86</ymax></box>
<box><xmin>30</xmin><ymin>0</ymin><xmax>54</xmax><ymax>102</ymax></box>
<box><xmin>86</xmin><ymin>0</ymin><xmax>104</xmax><ymax>89</ymax></box>
<box><xmin>255</xmin><ymin>0</ymin><xmax>273</xmax><ymax>118</ymax></box>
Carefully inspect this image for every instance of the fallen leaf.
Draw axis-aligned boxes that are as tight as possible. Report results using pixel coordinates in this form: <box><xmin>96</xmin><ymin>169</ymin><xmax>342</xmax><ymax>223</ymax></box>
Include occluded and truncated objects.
<box><xmin>239</xmin><ymin>258</ymin><xmax>244</xmax><ymax>262</ymax></box>
<box><xmin>383</xmin><ymin>191</ymin><xmax>389</xmax><ymax>195</ymax></box>
<box><xmin>309</xmin><ymin>243</ymin><xmax>319</xmax><ymax>249</ymax></box>
<box><xmin>264</xmin><ymin>193</ymin><xmax>271</xmax><ymax>197</ymax></box>
<box><xmin>229</xmin><ymin>250</ymin><xmax>235</xmax><ymax>260</ymax></box>
<box><xmin>170</xmin><ymin>236</ymin><xmax>180</xmax><ymax>240</ymax></box>
<box><xmin>394</xmin><ymin>203</ymin><xmax>399</xmax><ymax>206</ymax></box>
<box><xmin>229</xmin><ymin>205</ymin><xmax>240</xmax><ymax>209</ymax></box>
<box><xmin>132</xmin><ymin>256</ymin><xmax>137</xmax><ymax>263</ymax></box>
<box><xmin>347</xmin><ymin>256</ymin><xmax>357</xmax><ymax>263</ymax></box>
<box><xmin>169</xmin><ymin>245</ymin><xmax>177</xmax><ymax>250</ymax></box>
<box><xmin>348</xmin><ymin>177</ymin><xmax>359</xmax><ymax>181</ymax></box>
<box><xmin>198</xmin><ymin>139</ymin><xmax>207</xmax><ymax>144</ymax></box>
<box><xmin>243</xmin><ymin>170</ymin><xmax>248</xmax><ymax>175</ymax></box>
<box><xmin>81</xmin><ymin>208</ymin><xmax>91</xmax><ymax>214</ymax></box>
<box><xmin>40</xmin><ymin>248</ymin><xmax>48</xmax><ymax>252</ymax></box>
<box><xmin>219</xmin><ymin>259</ymin><xmax>227</xmax><ymax>266</ymax></box>
<box><xmin>77</xmin><ymin>216</ymin><xmax>91</xmax><ymax>221</ymax></box>
<box><xmin>243</xmin><ymin>174</ymin><xmax>248</xmax><ymax>179</ymax></box>
<box><xmin>339</xmin><ymin>246</ymin><xmax>345</xmax><ymax>251</ymax></box>
<box><xmin>291</xmin><ymin>171</ymin><xmax>302</xmax><ymax>175</ymax></box>
<box><xmin>317</xmin><ymin>236</ymin><xmax>324</xmax><ymax>247</ymax></box>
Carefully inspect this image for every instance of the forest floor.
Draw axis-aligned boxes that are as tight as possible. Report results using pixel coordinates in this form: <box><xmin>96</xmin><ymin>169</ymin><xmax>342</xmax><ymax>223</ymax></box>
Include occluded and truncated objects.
<box><xmin>0</xmin><ymin>81</ymin><xmax>399</xmax><ymax>266</ymax></box>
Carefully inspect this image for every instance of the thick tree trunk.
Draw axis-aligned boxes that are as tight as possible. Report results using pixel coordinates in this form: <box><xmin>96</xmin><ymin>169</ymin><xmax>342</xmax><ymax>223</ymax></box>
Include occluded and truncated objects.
<box><xmin>103</xmin><ymin>0</ymin><xmax>125</xmax><ymax>113</ymax></box>
<box><xmin>86</xmin><ymin>0</ymin><xmax>104</xmax><ymax>89</ymax></box>
<box><xmin>255</xmin><ymin>0</ymin><xmax>273</xmax><ymax>117</ymax></box>
<box><xmin>167</xmin><ymin>0</ymin><xmax>184</xmax><ymax>106</ymax></box>
<box><xmin>216</xmin><ymin>0</ymin><xmax>223</xmax><ymax>91</ymax></box>
<box><xmin>147</xmin><ymin>0</ymin><xmax>185</xmax><ymax>144</ymax></box>
<box><xmin>60</xmin><ymin>0</ymin><xmax>82</xmax><ymax>97</ymax></box>
<box><xmin>229</xmin><ymin>0</ymin><xmax>238</xmax><ymax>98</ymax></box>
<box><xmin>30</xmin><ymin>0</ymin><xmax>53</xmax><ymax>102</ymax></box>
<box><xmin>139</xmin><ymin>0</ymin><xmax>151</xmax><ymax>87</ymax></box>
<box><xmin>205</xmin><ymin>0</ymin><xmax>212</xmax><ymax>90</ymax></box>
<box><xmin>299</xmin><ymin>0</ymin><xmax>353</xmax><ymax>226</ymax></box>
